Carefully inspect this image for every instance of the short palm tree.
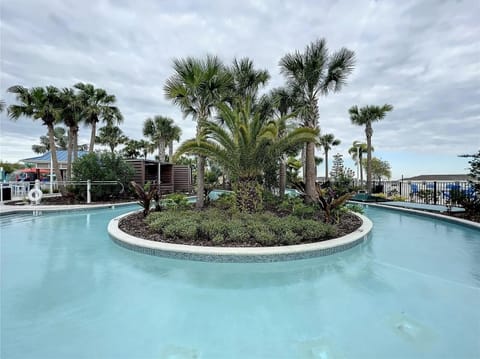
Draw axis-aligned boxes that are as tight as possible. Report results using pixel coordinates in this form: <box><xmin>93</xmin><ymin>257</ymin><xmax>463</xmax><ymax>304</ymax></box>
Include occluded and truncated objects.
<box><xmin>7</xmin><ymin>85</ymin><xmax>66</xmax><ymax>194</ymax></box>
<box><xmin>349</xmin><ymin>104</ymin><xmax>393</xmax><ymax>193</ymax></box>
<box><xmin>279</xmin><ymin>38</ymin><xmax>355</xmax><ymax>201</ymax></box>
<box><xmin>96</xmin><ymin>124</ymin><xmax>128</xmax><ymax>152</ymax></box>
<box><xmin>164</xmin><ymin>55</ymin><xmax>232</xmax><ymax>208</ymax></box>
<box><xmin>317</xmin><ymin>133</ymin><xmax>341</xmax><ymax>182</ymax></box>
<box><xmin>348</xmin><ymin>141</ymin><xmax>369</xmax><ymax>185</ymax></box>
<box><xmin>174</xmin><ymin>101</ymin><xmax>316</xmax><ymax>212</ymax></box>
<box><xmin>143</xmin><ymin>116</ymin><xmax>177</xmax><ymax>191</ymax></box>
<box><xmin>74</xmin><ymin>83</ymin><xmax>123</xmax><ymax>152</ymax></box>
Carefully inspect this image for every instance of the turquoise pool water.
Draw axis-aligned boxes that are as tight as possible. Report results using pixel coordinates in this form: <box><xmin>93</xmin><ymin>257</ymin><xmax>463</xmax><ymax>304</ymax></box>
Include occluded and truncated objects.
<box><xmin>1</xmin><ymin>205</ymin><xmax>479</xmax><ymax>358</ymax></box>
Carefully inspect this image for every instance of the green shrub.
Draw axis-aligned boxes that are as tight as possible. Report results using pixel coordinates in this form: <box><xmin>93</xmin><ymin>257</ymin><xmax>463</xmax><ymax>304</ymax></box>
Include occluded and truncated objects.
<box><xmin>163</xmin><ymin>193</ymin><xmax>190</xmax><ymax>210</ymax></box>
<box><xmin>345</xmin><ymin>203</ymin><xmax>364</xmax><ymax>214</ymax></box>
<box><xmin>211</xmin><ymin>192</ymin><xmax>236</xmax><ymax>211</ymax></box>
<box><xmin>162</xmin><ymin>218</ymin><xmax>198</xmax><ymax>240</ymax></box>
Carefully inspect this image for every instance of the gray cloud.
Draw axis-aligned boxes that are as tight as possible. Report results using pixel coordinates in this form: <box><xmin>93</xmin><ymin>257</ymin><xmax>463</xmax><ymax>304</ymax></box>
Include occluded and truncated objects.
<box><xmin>1</xmin><ymin>0</ymin><xmax>478</xmax><ymax>177</ymax></box>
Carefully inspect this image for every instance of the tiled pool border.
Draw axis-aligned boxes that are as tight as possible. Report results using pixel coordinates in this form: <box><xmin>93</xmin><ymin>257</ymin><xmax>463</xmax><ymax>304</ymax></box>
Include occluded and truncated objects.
<box><xmin>107</xmin><ymin>212</ymin><xmax>373</xmax><ymax>262</ymax></box>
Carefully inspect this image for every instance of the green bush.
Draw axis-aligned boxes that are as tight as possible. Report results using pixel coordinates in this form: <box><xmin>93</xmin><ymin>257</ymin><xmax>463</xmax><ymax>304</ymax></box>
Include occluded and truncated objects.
<box><xmin>72</xmin><ymin>152</ymin><xmax>133</xmax><ymax>201</ymax></box>
<box><xmin>345</xmin><ymin>203</ymin><xmax>364</xmax><ymax>214</ymax></box>
<box><xmin>163</xmin><ymin>193</ymin><xmax>190</xmax><ymax>210</ymax></box>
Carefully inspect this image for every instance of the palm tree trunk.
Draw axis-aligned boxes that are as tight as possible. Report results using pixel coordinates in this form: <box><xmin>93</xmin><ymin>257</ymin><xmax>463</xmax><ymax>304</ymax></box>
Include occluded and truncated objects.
<box><xmin>157</xmin><ymin>144</ymin><xmax>162</xmax><ymax>195</ymax></box>
<box><xmin>324</xmin><ymin>148</ymin><xmax>329</xmax><ymax>182</ymax></box>
<box><xmin>366</xmin><ymin>123</ymin><xmax>373</xmax><ymax>194</ymax></box>
<box><xmin>196</xmin><ymin>155</ymin><xmax>205</xmax><ymax>208</ymax></box>
<box><xmin>89</xmin><ymin>120</ymin><xmax>97</xmax><ymax>152</ymax></box>
<box><xmin>73</xmin><ymin>126</ymin><xmax>79</xmax><ymax>162</ymax></box>
<box><xmin>301</xmin><ymin>145</ymin><xmax>306</xmax><ymax>181</ymax></box>
<box><xmin>235</xmin><ymin>178</ymin><xmax>261</xmax><ymax>213</ymax></box>
<box><xmin>359</xmin><ymin>152</ymin><xmax>364</xmax><ymax>187</ymax></box>
<box><xmin>66</xmin><ymin>127</ymin><xmax>73</xmax><ymax>181</ymax></box>
<box><xmin>159</xmin><ymin>139</ymin><xmax>166</xmax><ymax>163</ymax></box>
<box><xmin>305</xmin><ymin>141</ymin><xmax>317</xmax><ymax>202</ymax></box>
<box><xmin>168</xmin><ymin>141</ymin><xmax>173</xmax><ymax>163</ymax></box>
<box><xmin>47</xmin><ymin>125</ymin><xmax>66</xmax><ymax>196</ymax></box>
<box><xmin>279</xmin><ymin>157</ymin><xmax>286</xmax><ymax>198</ymax></box>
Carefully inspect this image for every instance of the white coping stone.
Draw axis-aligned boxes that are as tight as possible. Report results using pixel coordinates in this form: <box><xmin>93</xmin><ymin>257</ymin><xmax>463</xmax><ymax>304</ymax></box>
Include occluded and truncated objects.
<box><xmin>107</xmin><ymin>211</ymin><xmax>373</xmax><ymax>258</ymax></box>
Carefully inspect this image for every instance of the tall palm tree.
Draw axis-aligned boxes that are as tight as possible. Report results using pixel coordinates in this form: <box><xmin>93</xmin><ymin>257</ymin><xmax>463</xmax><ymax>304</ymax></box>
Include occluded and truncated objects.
<box><xmin>60</xmin><ymin>88</ymin><xmax>83</xmax><ymax>181</ymax></box>
<box><xmin>268</xmin><ymin>87</ymin><xmax>299</xmax><ymax>197</ymax></box>
<box><xmin>174</xmin><ymin>101</ymin><xmax>316</xmax><ymax>212</ymax></box>
<box><xmin>279</xmin><ymin>38</ymin><xmax>355</xmax><ymax>201</ymax></box>
<box><xmin>7</xmin><ymin>85</ymin><xmax>66</xmax><ymax>194</ymax></box>
<box><xmin>96</xmin><ymin>124</ymin><xmax>128</xmax><ymax>152</ymax></box>
<box><xmin>348</xmin><ymin>141</ymin><xmax>369</xmax><ymax>185</ymax></box>
<box><xmin>164</xmin><ymin>55</ymin><xmax>232</xmax><ymax>208</ymax></box>
<box><xmin>317</xmin><ymin>133</ymin><xmax>341</xmax><ymax>182</ymax></box>
<box><xmin>74</xmin><ymin>83</ymin><xmax>123</xmax><ymax>152</ymax></box>
<box><xmin>349</xmin><ymin>104</ymin><xmax>393</xmax><ymax>193</ymax></box>
<box><xmin>228</xmin><ymin>57</ymin><xmax>269</xmax><ymax>106</ymax></box>
<box><xmin>143</xmin><ymin>116</ymin><xmax>177</xmax><ymax>190</ymax></box>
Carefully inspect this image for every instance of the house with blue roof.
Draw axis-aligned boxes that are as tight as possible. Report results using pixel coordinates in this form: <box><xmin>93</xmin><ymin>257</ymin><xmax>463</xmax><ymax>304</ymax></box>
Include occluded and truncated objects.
<box><xmin>20</xmin><ymin>150</ymin><xmax>89</xmax><ymax>177</ymax></box>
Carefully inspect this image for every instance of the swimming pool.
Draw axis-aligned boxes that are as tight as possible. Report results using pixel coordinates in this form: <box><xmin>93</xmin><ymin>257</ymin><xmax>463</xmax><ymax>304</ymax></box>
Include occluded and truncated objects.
<box><xmin>1</xmin><ymin>205</ymin><xmax>479</xmax><ymax>358</ymax></box>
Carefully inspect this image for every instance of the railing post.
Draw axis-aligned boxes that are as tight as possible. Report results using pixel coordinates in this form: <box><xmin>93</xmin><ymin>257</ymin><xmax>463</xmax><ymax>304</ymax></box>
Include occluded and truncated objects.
<box><xmin>433</xmin><ymin>181</ymin><xmax>437</xmax><ymax>205</ymax></box>
<box><xmin>87</xmin><ymin>180</ymin><xmax>91</xmax><ymax>204</ymax></box>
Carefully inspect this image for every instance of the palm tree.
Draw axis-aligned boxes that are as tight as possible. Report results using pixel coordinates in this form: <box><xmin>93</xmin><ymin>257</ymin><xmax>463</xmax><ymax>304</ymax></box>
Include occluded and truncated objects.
<box><xmin>60</xmin><ymin>88</ymin><xmax>83</xmax><ymax>180</ymax></box>
<box><xmin>317</xmin><ymin>133</ymin><xmax>341</xmax><ymax>182</ymax></box>
<box><xmin>174</xmin><ymin>101</ymin><xmax>316</xmax><ymax>212</ymax></box>
<box><xmin>349</xmin><ymin>104</ymin><xmax>393</xmax><ymax>193</ymax></box>
<box><xmin>143</xmin><ymin>116</ymin><xmax>177</xmax><ymax>191</ymax></box>
<box><xmin>7</xmin><ymin>86</ymin><xmax>66</xmax><ymax>194</ymax></box>
<box><xmin>279</xmin><ymin>38</ymin><xmax>355</xmax><ymax>201</ymax></box>
<box><xmin>0</xmin><ymin>99</ymin><xmax>5</xmax><ymax>112</ymax></box>
<box><xmin>164</xmin><ymin>55</ymin><xmax>232</xmax><ymax>208</ymax></box>
<box><xmin>32</xmin><ymin>126</ymin><xmax>68</xmax><ymax>154</ymax></box>
<box><xmin>268</xmin><ymin>87</ymin><xmax>299</xmax><ymax>197</ymax></box>
<box><xmin>228</xmin><ymin>57</ymin><xmax>269</xmax><ymax>106</ymax></box>
<box><xmin>122</xmin><ymin>139</ymin><xmax>142</xmax><ymax>159</ymax></box>
<box><xmin>96</xmin><ymin>124</ymin><xmax>128</xmax><ymax>152</ymax></box>
<box><xmin>74</xmin><ymin>83</ymin><xmax>123</xmax><ymax>152</ymax></box>
<box><xmin>348</xmin><ymin>141</ymin><xmax>369</xmax><ymax>185</ymax></box>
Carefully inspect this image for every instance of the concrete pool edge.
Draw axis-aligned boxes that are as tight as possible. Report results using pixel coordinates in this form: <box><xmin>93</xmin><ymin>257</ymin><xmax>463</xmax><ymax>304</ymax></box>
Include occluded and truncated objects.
<box><xmin>365</xmin><ymin>203</ymin><xmax>480</xmax><ymax>229</ymax></box>
<box><xmin>107</xmin><ymin>212</ymin><xmax>373</xmax><ymax>262</ymax></box>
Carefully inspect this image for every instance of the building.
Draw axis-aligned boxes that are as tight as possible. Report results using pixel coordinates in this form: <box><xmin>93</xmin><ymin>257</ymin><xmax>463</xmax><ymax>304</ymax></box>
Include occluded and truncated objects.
<box><xmin>21</xmin><ymin>150</ymin><xmax>89</xmax><ymax>178</ymax></box>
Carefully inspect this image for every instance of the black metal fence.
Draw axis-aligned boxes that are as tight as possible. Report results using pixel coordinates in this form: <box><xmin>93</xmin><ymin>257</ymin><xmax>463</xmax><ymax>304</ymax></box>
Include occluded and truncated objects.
<box><xmin>365</xmin><ymin>180</ymin><xmax>477</xmax><ymax>206</ymax></box>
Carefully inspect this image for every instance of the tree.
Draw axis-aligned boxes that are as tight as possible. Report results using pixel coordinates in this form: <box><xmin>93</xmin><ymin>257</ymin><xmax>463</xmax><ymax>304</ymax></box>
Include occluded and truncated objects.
<box><xmin>348</xmin><ymin>141</ymin><xmax>369</xmax><ymax>184</ymax></box>
<box><xmin>349</xmin><ymin>104</ymin><xmax>393</xmax><ymax>193</ymax></box>
<box><xmin>279</xmin><ymin>38</ymin><xmax>355</xmax><ymax>201</ymax></box>
<box><xmin>0</xmin><ymin>99</ymin><xmax>5</xmax><ymax>112</ymax></box>
<box><xmin>143</xmin><ymin>116</ymin><xmax>177</xmax><ymax>192</ymax></box>
<box><xmin>367</xmin><ymin>157</ymin><xmax>392</xmax><ymax>181</ymax></box>
<box><xmin>317</xmin><ymin>133</ymin><xmax>340</xmax><ymax>181</ymax></box>
<box><xmin>96</xmin><ymin>124</ymin><xmax>128</xmax><ymax>152</ymax></box>
<box><xmin>330</xmin><ymin>153</ymin><xmax>345</xmax><ymax>178</ymax></box>
<box><xmin>122</xmin><ymin>139</ymin><xmax>142</xmax><ymax>159</ymax></box>
<box><xmin>31</xmin><ymin>126</ymin><xmax>68</xmax><ymax>154</ymax></box>
<box><xmin>7</xmin><ymin>85</ymin><xmax>66</xmax><ymax>194</ymax></box>
<box><xmin>174</xmin><ymin>101</ymin><xmax>316</xmax><ymax>212</ymax></box>
<box><xmin>164</xmin><ymin>55</ymin><xmax>232</xmax><ymax>208</ymax></box>
<box><xmin>74</xmin><ymin>83</ymin><xmax>123</xmax><ymax>152</ymax></box>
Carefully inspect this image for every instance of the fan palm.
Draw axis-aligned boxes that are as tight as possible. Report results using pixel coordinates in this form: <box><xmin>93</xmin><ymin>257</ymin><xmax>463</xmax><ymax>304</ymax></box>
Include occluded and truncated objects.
<box><xmin>74</xmin><ymin>83</ymin><xmax>123</xmax><ymax>152</ymax></box>
<box><xmin>143</xmin><ymin>116</ymin><xmax>177</xmax><ymax>191</ymax></box>
<box><xmin>349</xmin><ymin>104</ymin><xmax>393</xmax><ymax>193</ymax></box>
<box><xmin>164</xmin><ymin>55</ymin><xmax>232</xmax><ymax>208</ymax></box>
<box><xmin>228</xmin><ymin>57</ymin><xmax>269</xmax><ymax>106</ymax></box>
<box><xmin>7</xmin><ymin>85</ymin><xmax>66</xmax><ymax>194</ymax></box>
<box><xmin>167</xmin><ymin>125</ymin><xmax>182</xmax><ymax>162</ymax></box>
<box><xmin>317</xmin><ymin>133</ymin><xmax>341</xmax><ymax>182</ymax></box>
<box><xmin>348</xmin><ymin>141</ymin><xmax>369</xmax><ymax>185</ymax></box>
<box><xmin>279</xmin><ymin>38</ymin><xmax>355</xmax><ymax>201</ymax></box>
<box><xmin>174</xmin><ymin>101</ymin><xmax>316</xmax><ymax>212</ymax></box>
<box><xmin>96</xmin><ymin>124</ymin><xmax>128</xmax><ymax>152</ymax></box>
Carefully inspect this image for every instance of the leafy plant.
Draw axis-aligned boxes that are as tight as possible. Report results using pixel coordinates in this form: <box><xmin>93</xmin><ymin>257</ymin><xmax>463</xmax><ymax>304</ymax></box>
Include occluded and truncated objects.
<box><xmin>130</xmin><ymin>181</ymin><xmax>158</xmax><ymax>217</ymax></box>
<box><xmin>163</xmin><ymin>193</ymin><xmax>190</xmax><ymax>210</ymax></box>
<box><xmin>345</xmin><ymin>203</ymin><xmax>364</xmax><ymax>214</ymax></box>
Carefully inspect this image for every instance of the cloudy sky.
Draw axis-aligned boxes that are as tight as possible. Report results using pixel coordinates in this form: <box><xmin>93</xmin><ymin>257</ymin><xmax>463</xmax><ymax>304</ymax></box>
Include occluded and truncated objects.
<box><xmin>1</xmin><ymin>0</ymin><xmax>478</xmax><ymax>179</ymax></box>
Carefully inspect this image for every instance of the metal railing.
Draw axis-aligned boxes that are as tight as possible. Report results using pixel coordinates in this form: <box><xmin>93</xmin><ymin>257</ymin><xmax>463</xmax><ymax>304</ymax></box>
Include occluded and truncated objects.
<box><xmin>365</xmin><ymin>180</ymin><xmax>477</xmax><ymax>206</ymax></box>
<box><xmin>1</xmin><ymin>180</ymin><xmax>125</xmax><ymax>203</ymax></box>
